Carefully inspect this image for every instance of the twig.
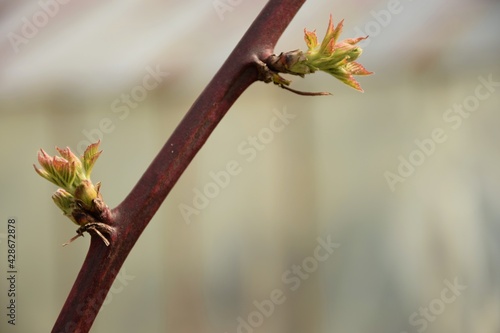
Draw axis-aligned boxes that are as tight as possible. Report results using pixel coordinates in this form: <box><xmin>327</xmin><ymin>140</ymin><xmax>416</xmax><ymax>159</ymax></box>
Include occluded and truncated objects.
<box><xmin>51</xmin><ymin>1</ymin><xmax>306</xmax><ymax>332</ymax></box>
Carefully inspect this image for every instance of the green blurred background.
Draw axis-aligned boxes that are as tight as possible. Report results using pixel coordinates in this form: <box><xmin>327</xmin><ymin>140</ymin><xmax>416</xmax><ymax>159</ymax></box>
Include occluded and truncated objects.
<box><xmin>1</xmin><ymin>0</ymin><xmax>500</xmax><ymax>332</ymax></box>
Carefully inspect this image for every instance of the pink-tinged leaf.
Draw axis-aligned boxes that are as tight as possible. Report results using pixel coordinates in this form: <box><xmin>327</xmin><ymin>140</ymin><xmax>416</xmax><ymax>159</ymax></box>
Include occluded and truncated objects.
<box><xmin>83</xmin><ymin>141</ymin><xmax>101</xmax><ymax>161</ymax></box>
<box><xmin>325</xmin><ymin>14</ymin><xmax>334</xmax><ymax>36</ymax></box>
<box><xmin>339</xmin><ymin>74</ymin><xmax>364</xmax><ymax>92</ymax></box>
<box><xmin>343</xmin><ymin>36</ymin><xmax>369</xmax><ymax>45</ymax></box>
<box><xmin>304</xmin><ymin>29</ymin><xmax>318</xmax><ymax>51</ymax></box>
<box><xmin>332</xmin><ymin>42</ymin><xmax>356</xmax><ymax>56</ymax></box>
<box><xmin>37</xmin><ymin>149</ymin><xmax>52</xmax><ymax>170</ymax></box>
<box><xmin>83</xmin><ymin>141</ymin><xmax>102</xmax><ymax>177</ymax></box>
<box><xmin>319</xmin><ymin>14</ymin><xmax>335</xmax><ymax>53</ymax></box>
<box><xmin>52</xmin><ymin>156</ymin><xmax>68</xmax><ymax>171</ymax></box>
<box><xmin>326</xmin><ymin>38</ymin><xmax>336</xmax><ymax>54</ymax></box>
<box><xmin>346</xmin><ymin>62</ymin><xmax>373</xmax><ymax>76</ymax></box>
<box><xmin>33</xmin><ymin>164</ymin><xmax>51</xmax><ymax>180</ymax></box>
<box><xmin>51</xmin><ymin>156</ymin><xmax>71</xmax><ymax>186</ymax></box>
<box><xmin>39</xmin><ymin>150</ymin><xmax>61</xmax><ymax>181</ymax></box>
<box><xmin>327</xmin><ymin>68</ymin><xmax>364</xmax><ymax>92</ymax></box>
<box><xmin>57</xmin><ymin>147</ymin><xmax>80</xmax><ymax>166</ymax></box>
<box><xmin>330</xmin><ymin>19</ymin><xmax>344</xmax><ymax>46</ymax></box>
<box><xmin>56</xmin><ymin>147</ymin><xmax>70</xmax><ymax>160</ymax></box>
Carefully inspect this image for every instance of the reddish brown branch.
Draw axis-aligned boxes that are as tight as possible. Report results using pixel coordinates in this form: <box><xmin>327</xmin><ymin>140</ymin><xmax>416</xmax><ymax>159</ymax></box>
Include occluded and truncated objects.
<box><xmin>52</xmin><ymin>0</ymin><xmax>306</xmax><ymax>332</ymax></box>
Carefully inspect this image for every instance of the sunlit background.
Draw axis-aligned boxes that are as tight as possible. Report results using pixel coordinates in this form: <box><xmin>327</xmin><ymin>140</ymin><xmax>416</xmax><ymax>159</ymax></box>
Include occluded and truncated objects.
<box><xmin>1</xmin><ymin>0</ymin><xmax>500</xmax><ymax>332</ymax></box>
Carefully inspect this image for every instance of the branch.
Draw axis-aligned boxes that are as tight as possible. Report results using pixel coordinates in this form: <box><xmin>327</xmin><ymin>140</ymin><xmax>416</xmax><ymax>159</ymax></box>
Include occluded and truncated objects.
<box><xmin>52</xmin><ymin>0</ymin><xmax>306</xmax><ymax>332</ymax></box>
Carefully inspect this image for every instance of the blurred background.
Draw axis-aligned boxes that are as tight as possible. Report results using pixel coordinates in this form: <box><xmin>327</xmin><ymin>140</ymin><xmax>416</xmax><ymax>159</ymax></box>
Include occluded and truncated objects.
<box><xmin>1</xmin><ymin>0</ymin><xmax>500</xmax><ymax>332</ymax></box>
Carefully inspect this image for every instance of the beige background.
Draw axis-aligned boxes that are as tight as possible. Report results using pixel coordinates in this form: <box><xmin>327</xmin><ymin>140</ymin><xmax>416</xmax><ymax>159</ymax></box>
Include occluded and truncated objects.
<box><xmin>1</xmin><ymin>0</ymin><xmax>500</xmax><ymax>332</ymax></box>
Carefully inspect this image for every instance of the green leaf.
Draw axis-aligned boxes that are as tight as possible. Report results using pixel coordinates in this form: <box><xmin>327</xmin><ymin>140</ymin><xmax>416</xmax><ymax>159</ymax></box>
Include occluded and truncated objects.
<box><xmin>83</xmin><ymin>141</ymin><xmax>102</xmax><ymax>178</ymax></box>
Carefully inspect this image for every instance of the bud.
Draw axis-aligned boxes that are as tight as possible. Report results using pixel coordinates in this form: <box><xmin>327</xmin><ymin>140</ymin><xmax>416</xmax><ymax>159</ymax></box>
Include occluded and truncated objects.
<box><xmin>265</xmin><ymin>14</ymin><xmax>373</xmax><ymax>94</ymax></box>
<box><xmin>74</xmin><ymin>180</ymin><xmax>100</xmax><ymax>209</ymax></box>
<box><xmin>35</xmin><ymin>141</ymin><xmax>108</xmax><ymax>237</ymax></box>
<box><xmin>304</xmin><ymin>15</ymin><xmax>373</xmax><ymax>92</ymax></box>
<box><xmin>34</xmin><ymin>141</ymin><xmax>102</xmax><ymax>195</ymax></box>
<box><xmin>52</xmin><ymin>189</ymin><xmax>78</xmax><ymax>224</ymax></box>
